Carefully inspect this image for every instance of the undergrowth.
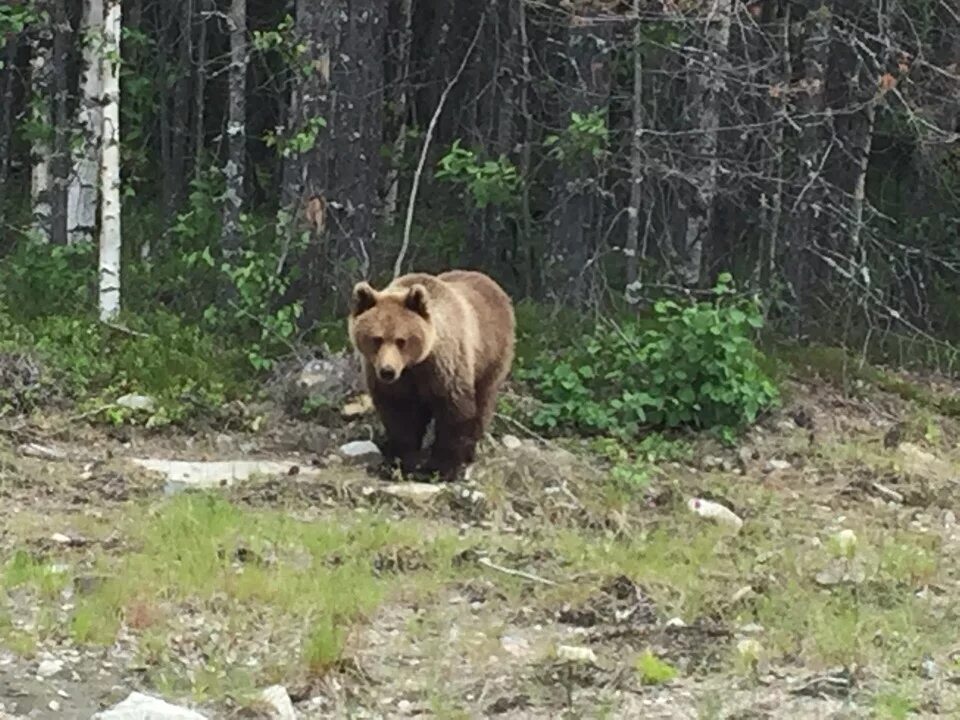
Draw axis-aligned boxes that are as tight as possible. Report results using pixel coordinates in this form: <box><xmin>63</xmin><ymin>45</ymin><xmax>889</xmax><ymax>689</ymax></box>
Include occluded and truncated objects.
<box><xmin>517</xmin><ymin>275</ymin><xmax>779</xmax><ymax>440</ymax></box>
<box><xmin>0</xmin><ymin>309</ymin><xmax>249</xmax><ymax>426</ymax></box>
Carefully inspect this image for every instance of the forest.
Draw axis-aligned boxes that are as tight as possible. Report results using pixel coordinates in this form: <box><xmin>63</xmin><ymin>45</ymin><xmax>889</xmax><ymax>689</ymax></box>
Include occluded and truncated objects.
<box><xmin>2</xmin><ymin>0</ymin><xmax>960</xmax><ymax>718</ymax></box>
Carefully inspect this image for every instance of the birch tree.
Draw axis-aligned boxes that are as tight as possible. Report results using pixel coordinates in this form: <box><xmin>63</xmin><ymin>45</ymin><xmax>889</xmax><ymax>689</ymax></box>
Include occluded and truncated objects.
<box><xmin>28</xmin><ymin>0</ymin><xmax>53</xmax><ymax>243</ymax></box>
<box><xmin>624</xmin><ymin>0</ymin><xmax>644</xmax><ymax>299</ymax></box>
<box><xmin>49</xmin><ymin>0</ymin><xmax>69</xmax><ymax>246</ymax></box>
<box><xmin>68</xmin><ymin>0</ymin><xmax>104</xmax><ymax>246</ymax></box>
<box><xmin>98</xmin><ymin>0</ymin><xmax>122</xmax><ymax>322</ymax></box>
<box><xmin>0</xmin><ymin>24</ymin><xmax>21</xmax><ymax>227</ymax></box>
<box><xmin>221</xmin><ymin>0</ymin><xmax>246</xmax><ymax>255</ymax></box>
<box><xmin>676</xmin><ymin>0</ymin><xmax>733</xmax><ymax>287</ymax></box>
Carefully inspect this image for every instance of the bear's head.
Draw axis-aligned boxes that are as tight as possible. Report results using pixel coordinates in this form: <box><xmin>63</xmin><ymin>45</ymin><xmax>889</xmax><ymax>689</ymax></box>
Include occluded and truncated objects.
<box><xmin>348</xmin><ymin>281</ymin><xmax>437</xmax><ymax>384</ymax></box>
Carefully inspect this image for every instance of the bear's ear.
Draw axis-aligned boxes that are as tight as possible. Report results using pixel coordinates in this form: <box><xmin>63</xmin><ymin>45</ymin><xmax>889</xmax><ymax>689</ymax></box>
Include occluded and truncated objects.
<box><xmin>405</xmin><ymin>284</ymin><xmax>429</xmax><ymax>318</ymax></box>
<box><xmin>351</xmin><ymin>281</ymin><xmax>378</xmax><ymax>316</ymax></box>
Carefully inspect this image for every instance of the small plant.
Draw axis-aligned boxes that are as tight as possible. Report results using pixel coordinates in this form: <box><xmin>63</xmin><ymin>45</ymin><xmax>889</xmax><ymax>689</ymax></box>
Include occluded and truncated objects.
<box><xmin>634</xmin><ymin>649</ymin><xmax>677</xmax><ymax>685</ymax></box>
<box><xmin>544</xmin><ymin>109</ymin><xmax>609</xmax><ymax>163</ymax></box>
<box><xmin>520</xmin><ymin>274</ymin><xmax>779</xmax><ymax>438</ymax></box>
<box><xmin>0</xmin><ymin>240</ymin><xmax>95</xmax><ymax>320</ymax></box>
<box><xmin>436</xmin><ymin>140</ymin><xmax>521</xmax><ymax>208</ymax></box>
<box><xmin>593</xmin><ymin>434</ymin><xmax>692</xmax><ymax>489</ymax></box>
<box><xmin>0</xmin><ymin>310</ymin><xmax>249</xmax><ymax>426</ymax></box>
<box><xmin>302</xmin><ymin>618</ymin><xmax>346</xmax><ymax>676</ymax></box>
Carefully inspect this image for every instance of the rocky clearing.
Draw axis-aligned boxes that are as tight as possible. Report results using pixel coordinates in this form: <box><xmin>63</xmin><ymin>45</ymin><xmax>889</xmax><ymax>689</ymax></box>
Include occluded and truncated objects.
<box><xmin>3</xmin><ymin>368</ymin><xmax>960</xmax><ymax>719</ymax></box>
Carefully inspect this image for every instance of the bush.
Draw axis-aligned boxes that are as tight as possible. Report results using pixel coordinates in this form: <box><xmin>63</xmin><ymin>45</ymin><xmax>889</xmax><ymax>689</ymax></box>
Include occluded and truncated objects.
<box><xmin>519</xmin><ymin>275</ymin><xmax>779</xmax><ymax>438</ymax></box>
<box><xmin>0</xmin><ymin>310</ymin><xmax>250</xmax><ymax>426</ymax></box>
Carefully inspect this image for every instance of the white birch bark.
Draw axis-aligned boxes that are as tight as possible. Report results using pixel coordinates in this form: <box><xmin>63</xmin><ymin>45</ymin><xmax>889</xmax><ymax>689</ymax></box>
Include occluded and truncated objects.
<box><xmin>68</xmin><ymin>0</ymin><xmax>104</xmax><ymax>245</ymax></box>
<box><xmin>29</xmin><ymin>6</ymin><xmax>53</xmax><ymax>243</ymax></box>
<box><xmin>98</xmin><ymin>0</ymin><xmax>122</xmax><ymax>322</ymax></box>
<box><xmin>625</xmin><ymin>0</ymin><xmax>644</xmax><ymax>299</ymax></box>
<box><xmin>678</xmin><ymin>0</ymin><xmax>733</xmax><ymax>286</ymax></box>
<box><xmin>221</xmin><ymin>0</ymin><xmax>246</xmax><ymax>254</ymax></box>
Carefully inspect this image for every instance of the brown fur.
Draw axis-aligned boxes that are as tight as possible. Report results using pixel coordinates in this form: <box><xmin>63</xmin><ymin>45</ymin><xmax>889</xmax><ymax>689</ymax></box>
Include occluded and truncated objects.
<box><xmin>348</xmin><ymin>270</ymin><xmax>515</xmax><ymax>480</ymax></box>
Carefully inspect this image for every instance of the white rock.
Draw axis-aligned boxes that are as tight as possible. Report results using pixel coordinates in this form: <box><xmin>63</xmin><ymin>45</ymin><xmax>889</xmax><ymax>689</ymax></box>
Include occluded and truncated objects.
<box><xmin>556</xmin><ymin>645</ymin><xmax>598</xmax><ymax>664</ymax></box>
<box><xmin>737</xmin><ymin>638</ymin><xmax>763</xmax><ymax>661</ymax></box>
<box><xmin>50</xmin><ymin>533</ymin><xmax>73</xmax><ymax>545</ymax></box>
<box><xmin>130</xmin><ymin>458</ymin><xmax>323</xmax><ymax>489</ymax></box>
<box><xmin>700</xmin><ymin>455</ymin><xmax>723</xmax><ymax>471</ymax></box>
<box><xmin>48</xmin><ymin>700</ymin><xmax>61</xmax><ymax>712</ymax></box>
<box><xmin>500</xmin><ymin>634</ymin><xmax>532</xmax><ymax>659</ymax></box>
<box><xmin>18</xmin><ymin>443</ymin><xmax>67</xmax><ymax>461</ymax></box>
<box><xmin>664</xmin><ymin>617</ymin><xmax>687</xmax><ymax>628</ymax></box>
<box><xmin>115</xmin><ymin>394</ymin><xmax>156</xmax><ymax>412</ymax></box>
<box><xmin>501</xmin><ymin>434</ymin><xmax>522</xmax><ymax>450</ymax></box>
<box><xmin>259</xmin><ymin>685</ymin><xmax>296</xmax><ymax>720</ymax></box>
<box><xmin>836</xmin><ymin>529</ymin><xmax>858</xmax><ymax>554</ymax></box>
<box><xmin>688</xmin><ymin>498</ymin><xmax>743</xmax><ymax>532</ymax></box>
<box><xmin>377</xmin><ymin>483</ymin><xmax>443</xmax><ymax>502</ymax></box>
<box><xmin>36</xmin><ymin>659</ymin><xmax>63</xmax><ymax>678</ymax></box>
<box><xmin>92</xmin><ymin>692</ymin><xmax>208</xmax><ymax>720</ymax></box>
<box><xmin>338</xmin><ymin>440</ymin><xmax>382</xmax><ymax>463</ymax></box>
<box><xmin>764</xmin><ymin>459</ymin><xmax>791</xmax><ymax>472</ymax></box>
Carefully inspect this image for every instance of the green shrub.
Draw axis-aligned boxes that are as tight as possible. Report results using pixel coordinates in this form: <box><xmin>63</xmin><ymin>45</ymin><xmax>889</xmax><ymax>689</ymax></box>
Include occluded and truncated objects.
<box><xmin>0</xmin><ymin>310</ymin><xmax>249</xmax><ymax>426</ymax></box>
<box><xmin>519</xmin><ymin>275</ymin><xmax>779</xmax><ymax>437</ymax></box>
<box><xmin>0</xmin><ymin>240</ymin><xmax>96</xmax><ymax>320</ymax></box>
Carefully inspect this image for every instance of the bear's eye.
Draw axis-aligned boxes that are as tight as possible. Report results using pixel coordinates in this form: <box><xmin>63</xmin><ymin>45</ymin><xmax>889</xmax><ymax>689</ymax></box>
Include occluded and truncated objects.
<box><xmin>371</xmin><ymin>336</ymin><xmax>383</xmax><ymax>347</ymax></box>
<box><xmin>396</xmin><ymin>338</ymin><xmax>406</xmax><ymax>350</ymax></box>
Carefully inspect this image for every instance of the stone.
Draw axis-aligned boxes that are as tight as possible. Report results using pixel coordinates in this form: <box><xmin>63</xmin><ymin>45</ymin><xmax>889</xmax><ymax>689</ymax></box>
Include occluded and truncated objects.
<box><xmin>341</xmin><ymin>394</ymin><xmax>374</xmax><ymax>418</ymax></box>
<box><xmin>501</xmin><ymin>434</ymin><xmax>522</xmax><ymax>450</ymax></box>
<box><xmin>130</xmin><ymin>458</ymin><xmax>323</xmax><ymax>489</ymax></box>
<box><xmin>92</xmin><ymin>692</ymin><xmax>208</xmax><ymax>720</ymax></box>
<box><xmin>115</xmin><ymin>394</ymin><xmax>156</xmax><ymax>412</ymax></box>
<box><xmin>36</xmin><ymin>659</ymin><xmax>63</xmax><ymax>678</ymax></box>
<box><xmin>18</xmin><ymin>443</ymin><xmax>67</xmax><ymax>461</ymax></box>
<box><xmin>338</xmin><ymin>440</ymin><xmax>382</xmax><ymax>464</ymax></box>
<box><xmin>259</xmin><ymin>686</ymin><xmax>296</xmax><ymax>720</ymax></box>
<box><xmin>556</xmin><ymin>645</ymin><xmax>598</xmax><ymax>664</ymax></box>
<box><xmin>376</xmin><ymin>483</ymin><xmax>444</xmax><ymax>502</ymax></box>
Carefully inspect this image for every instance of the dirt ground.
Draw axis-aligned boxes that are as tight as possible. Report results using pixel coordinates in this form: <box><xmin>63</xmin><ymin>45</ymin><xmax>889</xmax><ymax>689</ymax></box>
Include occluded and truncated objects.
<box><xmin>2</xmin><ymin>375</ymin><xmax>960</xmax><ymax>719</ymax></box>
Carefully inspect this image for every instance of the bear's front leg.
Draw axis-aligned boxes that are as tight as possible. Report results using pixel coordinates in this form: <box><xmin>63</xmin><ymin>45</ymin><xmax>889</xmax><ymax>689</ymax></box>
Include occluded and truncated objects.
<box><xmin>373</xmin><ymin>395</ymin><xmax>432</xmax><ymax>472</ymax></box>
<box><xmin>423</xmin><ymin>392</ymin><xmax>479</xmax><ymax>481</ymax></box>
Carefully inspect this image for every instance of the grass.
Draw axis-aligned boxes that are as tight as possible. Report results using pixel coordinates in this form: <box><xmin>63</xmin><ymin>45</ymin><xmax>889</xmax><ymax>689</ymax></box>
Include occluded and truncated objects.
<box><xmin>0</xmin><ymin>491</ymin><xmax>478</xmax><ymax>699</ymax></box>
<box><xmin>3</xmin><ymin>336</ymin><xmax>960</xmax><ymax>712</ymax></box>
<box><xmin>775</xmin><ymin>342</ymin><xmax>960</xmax><ymax>418</ymax></box>
<box><xmin>1</xmin><ymin>456</ymin><xmax>957</xmax><ymax>708</ymax></box>
<box><xmin>635</xmin><ymin>649</ymin><xmax>678</xmax><ymax>685</ymax></box>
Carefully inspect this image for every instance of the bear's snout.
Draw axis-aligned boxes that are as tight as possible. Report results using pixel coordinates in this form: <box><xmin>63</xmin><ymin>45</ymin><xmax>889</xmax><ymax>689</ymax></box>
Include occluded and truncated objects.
<box><xmin>378</xmin><ymin>366</ymin><xmax>399</xmax><ymax>383</ymax></box>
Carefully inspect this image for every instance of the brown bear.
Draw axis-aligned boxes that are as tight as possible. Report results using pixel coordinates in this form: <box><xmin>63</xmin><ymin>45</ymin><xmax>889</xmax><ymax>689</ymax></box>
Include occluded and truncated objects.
<box><xmin>348</xmin><ymin>270</ymin><xmax>515</xmax><ymax>480</ymax></box>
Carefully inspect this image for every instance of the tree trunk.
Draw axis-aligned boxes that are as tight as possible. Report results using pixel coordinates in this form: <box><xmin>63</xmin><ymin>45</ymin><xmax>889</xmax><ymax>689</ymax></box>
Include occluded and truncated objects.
<box><xmin>192</xmin><ymin>0</ymin><xmax>209</xmax><ymax>179</ymax></box>
<box><xmin>49</xmin><ymin>0</ymin><xmax>70</xmax><ymax>247</ymax></box>
<box><xmin>0</xmin><ymin>36</ymin><xmax>19</xmax><ymax>227</ymax></box>
<box><xmin>761</xmin><ymin>3</ymin><xmax>790</xmax><ymax>291</ymax></box>
<box><xmin>517</xmin><ymin>0</ymin><xmax>534</xmax><ymax>296</ymax></box>
<box><xmin>98</xmin><ymin>0</ymin><xmax>122</xmax><ymax>322</ymax></box>
<box><xmin>323</xmin><ymin>0</ymin><xmax>385</xmax><ymax>291</ymax></box>
<box><xmin>29</xmin><ymin>2</ymin><xmax>54</xmax><ymax>244</ymax></box>
<box><xmin>68</xmin><ymin>0</ymin><xmax>105</xmax><ymax>246</ymax></box>
<box><xmin>624</xmin><ymin>0</ymin><xmax>644</xmax><ymax>300</ymax></box>
<box><xmin>383</xmin><ymin>0</ymin><xmax>413</xmax><ymax>227</ymax></box>
<box><xmin>172</xmin><ymin>0</ymin><xmax>192</xmax><ymax>187</ymax></box>
<box><xmin>280</xmin><ymin>0</ymin><xmax>330</xmax><ymax>224</ymax></box>
<box><xmin>786</xmin><ymin>0</ymin><xmax>833</xmax><ymax>339</ymax></box>
<box><xmin>848</xmin><ymin>101</ymin><xmax>876</xmax><ymax>256</ymax></box>
<box><xmin>221</xmin><ymin>0</ymin><xmax>246</xmax><ymax>255</ymax></box>
<box><xmin>546</xmin><ymin>8</ymin><xmax>613</xmax><ymax>307</ymax></box>
<box><xmin>676</xmin><ymin>0</ymin><xmax>733</xmax><ymax>287</ymax></box>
